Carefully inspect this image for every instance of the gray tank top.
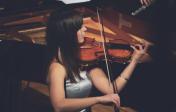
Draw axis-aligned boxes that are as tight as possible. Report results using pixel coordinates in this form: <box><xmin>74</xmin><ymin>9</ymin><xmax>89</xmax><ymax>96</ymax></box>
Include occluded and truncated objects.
<box><xmin>65</xmin><ymin>71</ymin><xmax>92</xmax><ymax>112</ymax></box>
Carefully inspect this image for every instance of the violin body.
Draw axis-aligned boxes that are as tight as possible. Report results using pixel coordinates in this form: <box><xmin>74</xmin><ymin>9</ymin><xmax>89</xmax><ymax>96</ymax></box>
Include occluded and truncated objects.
<box><xmin>80</xmin><ymin>37</ymin><xmax>133</xmax><ymax>64</ymax></box>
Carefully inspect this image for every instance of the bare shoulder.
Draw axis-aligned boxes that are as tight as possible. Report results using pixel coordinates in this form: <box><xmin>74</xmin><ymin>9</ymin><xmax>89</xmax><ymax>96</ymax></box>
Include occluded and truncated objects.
<box><xmin>47</xmin><ymin>62</ymin><xmax>66</xmax><ymax>84</ymax></box>
<box><xmin>89</xmin><ymin>67</ymin><xmax>105</xmax><ymax>78</ymax></box>
<box><xmin>49</xmin><ymin>62</ymin><xmax>66</xmax><ymax>73</ymax></box>
<box><xmin>89</xmin><ymin>67</ymin><xmax>104</xmax><ymax>74</ymax></box>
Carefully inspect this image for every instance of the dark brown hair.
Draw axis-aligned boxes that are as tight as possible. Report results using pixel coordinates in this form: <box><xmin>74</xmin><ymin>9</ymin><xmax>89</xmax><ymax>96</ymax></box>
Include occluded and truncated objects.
<box><xmin>46</xmin><ymin>8</ymin><xmax>83</xmax><ymax>82</ymax></box>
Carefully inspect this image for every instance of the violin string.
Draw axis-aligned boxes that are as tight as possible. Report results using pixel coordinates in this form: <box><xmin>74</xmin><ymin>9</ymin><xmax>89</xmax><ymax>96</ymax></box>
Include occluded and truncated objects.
<box><xmin>96</xmin><ymin>8</ymin><xmax>111</xmax><ymax>86</ymax></box>
<box><xmin>112</xmin><ymin>38</ymin><xmax>131</xmax><ymax>45</ymax></box>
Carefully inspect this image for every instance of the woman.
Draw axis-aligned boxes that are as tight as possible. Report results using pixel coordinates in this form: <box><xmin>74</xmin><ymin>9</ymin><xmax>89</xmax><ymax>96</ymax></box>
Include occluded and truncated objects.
<box><xmin>46</xmin><ymin>8</ymin><xmax>147</xmax><ymax>112</ymax></box>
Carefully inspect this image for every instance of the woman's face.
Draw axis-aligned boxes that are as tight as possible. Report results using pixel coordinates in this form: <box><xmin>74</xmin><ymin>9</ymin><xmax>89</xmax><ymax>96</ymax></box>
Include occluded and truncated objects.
<box><xmin>77</xmin><ymin>25</ymin><xmax>87</xmax><ymax>43</ymax></box>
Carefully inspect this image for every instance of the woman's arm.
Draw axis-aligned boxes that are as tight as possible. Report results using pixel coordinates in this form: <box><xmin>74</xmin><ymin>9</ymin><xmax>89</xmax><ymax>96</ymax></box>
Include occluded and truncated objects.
<box><xmin>89</xmin><ymin>44</ymin><xmax>147</xmax><ymax>94</ymax></box>
<box><xmin>89</xmin><ymin>60</ymin><xmax>138</xmax><ymax>94</ymax></box>
<box><xmin>48</xmin><ymin>63</ymin><xmax>120</xmax><ymax>112</ymax></box>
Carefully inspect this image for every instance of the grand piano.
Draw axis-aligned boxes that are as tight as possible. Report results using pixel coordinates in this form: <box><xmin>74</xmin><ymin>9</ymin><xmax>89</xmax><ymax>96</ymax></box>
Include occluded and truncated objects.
<box><xmin>0</xmin><ymin>0</ymin><xmax>176</xmax><ymax>112</ymax></box>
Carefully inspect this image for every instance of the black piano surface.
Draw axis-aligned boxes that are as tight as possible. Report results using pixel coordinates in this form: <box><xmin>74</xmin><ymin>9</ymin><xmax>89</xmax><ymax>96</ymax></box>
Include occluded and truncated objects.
<box><xmin>0</xmin><ymin>40</ymin><xmax>47</xmax><ymax>84</ymax></box>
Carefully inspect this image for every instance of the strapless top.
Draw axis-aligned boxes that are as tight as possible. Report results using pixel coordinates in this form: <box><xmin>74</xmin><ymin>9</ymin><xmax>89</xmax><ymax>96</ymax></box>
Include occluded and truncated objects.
<box><xmin>65</xmin><ymin>71</ymin><xmax>92</xmax><ymax>112</ymax></box>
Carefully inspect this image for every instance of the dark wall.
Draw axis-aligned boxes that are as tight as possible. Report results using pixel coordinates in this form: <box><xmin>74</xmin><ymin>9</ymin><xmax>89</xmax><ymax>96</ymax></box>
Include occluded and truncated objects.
<box><xmin>0</xmin><ymin>40</ymin><xmax>48</xmax><ymax>112</ymax></box>
<box><xmin>0</xmin><ymin>40</ymin><xmax>47</xmax><ymax>83</ymax></box>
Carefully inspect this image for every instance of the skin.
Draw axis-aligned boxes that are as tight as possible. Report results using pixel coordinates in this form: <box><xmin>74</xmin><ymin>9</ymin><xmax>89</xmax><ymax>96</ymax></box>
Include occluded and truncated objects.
<box><xmin>48</xmin><ymin>25</ymin><xmax>147</xmax><ymax>112</ymax></box>
<box><xmin>77</xmin><ymin>25</ymin><xmax>87</xmax><ymax>44</ymax></box>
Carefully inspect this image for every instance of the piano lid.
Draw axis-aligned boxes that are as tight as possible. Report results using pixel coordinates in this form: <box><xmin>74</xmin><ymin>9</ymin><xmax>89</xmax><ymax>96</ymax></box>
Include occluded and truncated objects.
<box><xmin>0</xmin><ymin>0</ymin><xmax>162</xmax><ymax>46</ymax></box>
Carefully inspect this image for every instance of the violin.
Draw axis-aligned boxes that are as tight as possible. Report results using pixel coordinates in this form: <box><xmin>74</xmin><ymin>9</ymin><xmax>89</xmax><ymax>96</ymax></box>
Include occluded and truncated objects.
<box><xmin>80</xmin><ymin>37</ymin><xmax>133</xmax><ymax>64</ymax></box>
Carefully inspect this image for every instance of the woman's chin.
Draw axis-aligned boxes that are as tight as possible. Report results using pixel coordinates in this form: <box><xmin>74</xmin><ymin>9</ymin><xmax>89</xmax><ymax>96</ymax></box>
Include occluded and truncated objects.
<box><xmin>78</xmin><ymin>39</ymin><xmax>85</xmax><ymax>44</ymax></box>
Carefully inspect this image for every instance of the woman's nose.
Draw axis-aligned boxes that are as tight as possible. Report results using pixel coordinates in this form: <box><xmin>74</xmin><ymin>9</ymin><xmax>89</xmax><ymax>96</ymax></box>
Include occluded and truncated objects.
<box><xmin>82</xmin><ymin>26</ymin><xmax>87</xmax><ymax>32</ymax></box>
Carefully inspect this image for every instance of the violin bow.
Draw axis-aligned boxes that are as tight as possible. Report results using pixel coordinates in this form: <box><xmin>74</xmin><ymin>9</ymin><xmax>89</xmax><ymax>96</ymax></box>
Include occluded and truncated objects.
<box><xmin>96</xmin><ymin>7</ymin><xmax>120</xmax><ymax>112</ymax></box>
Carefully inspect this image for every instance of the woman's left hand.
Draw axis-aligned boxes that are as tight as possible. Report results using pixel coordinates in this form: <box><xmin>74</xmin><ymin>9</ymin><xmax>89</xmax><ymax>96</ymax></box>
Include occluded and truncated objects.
<box><xmin>140</xmin><ymin>0</ymin><xmax>153</xmax><ymax>6</ymax></box>
<box><xmin>130</xmin><ymin>44</ymin><xmax>148</xmax><ymax>63</ymax></box>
